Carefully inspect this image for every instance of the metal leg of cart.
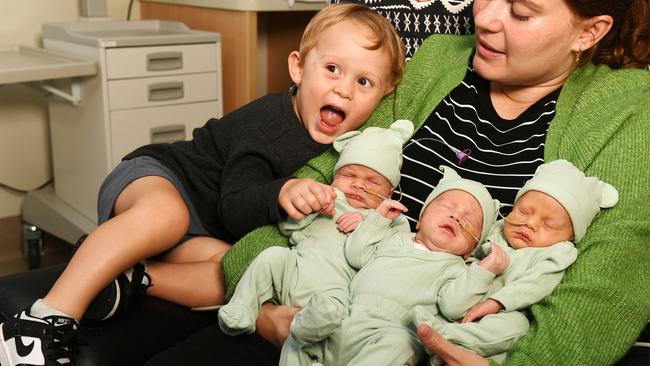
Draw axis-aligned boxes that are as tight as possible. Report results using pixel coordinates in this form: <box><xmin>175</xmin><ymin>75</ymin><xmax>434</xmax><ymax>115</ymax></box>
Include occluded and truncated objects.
<box><xmin>21</xmin><ymin>186</ymin><xmax>96</xmax><ymax>269</ymax></box>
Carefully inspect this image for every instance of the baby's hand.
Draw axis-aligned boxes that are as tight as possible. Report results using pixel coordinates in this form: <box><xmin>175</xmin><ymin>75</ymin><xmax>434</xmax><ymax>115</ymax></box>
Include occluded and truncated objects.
<box><xmin>336</xmin><ymin>212</ymin><xmax>364</xmax><ymax>233</ymax></box>
<box><xmin>376</xmin><ymin>199</ymin><xmax>408</xmax><ymax>220</ymax></box>
<box><xmin>461</xmin><ymin>299</ymin><xmax>503</xmax><ymax>323</ymax></box>
<box><xmin>478</xmin><ymin>242</ymin><xmax>509</xmax><ymax>275</ymax></box>
<box><xmin>279</xmin><ymin>179</ymin><xmax>336</xmax><ymax>220</ymax></box>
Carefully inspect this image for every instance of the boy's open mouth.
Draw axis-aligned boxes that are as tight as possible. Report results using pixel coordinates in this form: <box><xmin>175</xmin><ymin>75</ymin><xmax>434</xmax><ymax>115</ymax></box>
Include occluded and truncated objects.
<box><xmin>320</xmin><ymin>105</ymin><xmax>346</xmax><ymax>128</ymax></box>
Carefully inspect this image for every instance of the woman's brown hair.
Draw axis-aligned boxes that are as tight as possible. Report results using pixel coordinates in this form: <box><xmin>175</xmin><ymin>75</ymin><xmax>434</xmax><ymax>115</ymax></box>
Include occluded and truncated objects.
<box><xmin>566</xmin><ymin>0</ymin><xmax>650</xmax><ymax>69</ymax></box>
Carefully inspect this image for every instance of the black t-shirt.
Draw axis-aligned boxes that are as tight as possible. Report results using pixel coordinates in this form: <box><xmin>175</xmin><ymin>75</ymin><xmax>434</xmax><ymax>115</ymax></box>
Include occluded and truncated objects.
<box><xmin>124</xmin><ymin>93</ymin><xmax>329</xmax><ymax>242</ymax></box>
<box><xmin>397</xmin><ymin>60</ymin><xmax>561</xmax><ymax>230</ymax></box>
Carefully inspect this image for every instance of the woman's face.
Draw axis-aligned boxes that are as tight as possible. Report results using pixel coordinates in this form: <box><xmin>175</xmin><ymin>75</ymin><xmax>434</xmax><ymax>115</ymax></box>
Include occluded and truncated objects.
<box><xmin>472</xmin><ymin>0</ymin><xmax>583</xmax><ymax>87</ymax></box>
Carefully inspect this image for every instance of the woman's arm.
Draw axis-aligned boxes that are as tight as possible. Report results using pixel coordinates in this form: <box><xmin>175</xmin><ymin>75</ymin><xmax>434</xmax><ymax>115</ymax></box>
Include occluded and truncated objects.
<box><xmin>255</xmin><ymin>303</ymin><xmax>301</xmax><ymax>349</ymax></box>
<box><xmin>509</xmin><ymin>68</ymin><xmax>650</xmax><ymax>365</ymax></box>
<box><xmin>417</xmin><ymin>324</ymin><xmax>491</xmax><ymax>366</ymax></box>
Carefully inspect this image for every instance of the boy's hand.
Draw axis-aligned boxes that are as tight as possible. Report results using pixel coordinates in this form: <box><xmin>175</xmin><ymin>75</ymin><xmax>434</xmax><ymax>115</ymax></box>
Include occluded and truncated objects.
<box><xmin>279</xmin><ymin>179</ymin><xmax>336</xmax><ymax>220</ymax></box>
<box><xmin>336</xmin><ymin>212</ymin><xmax>364</xmax><ymax>233</ymax></box>
<box><xmin>376</xmin><ymin>199</ymin><xmax>408</xmax><ymax>220</ymax></box>
<box><xmin>478</xmin><ymin>242</ymin><xmax>509</xmax><ymax>275</ymax></box>
<box><xmin>461</xmin><ymin>299</ymin><xmax>503</xmax><ymax>323</ymax></box>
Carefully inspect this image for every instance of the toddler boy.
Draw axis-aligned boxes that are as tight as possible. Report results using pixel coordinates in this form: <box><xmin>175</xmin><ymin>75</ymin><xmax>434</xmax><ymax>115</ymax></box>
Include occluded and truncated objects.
<box><xmin>0</xmin><ymin>4</ymin><xmax>405</xmax><ymax>366</ymax></box>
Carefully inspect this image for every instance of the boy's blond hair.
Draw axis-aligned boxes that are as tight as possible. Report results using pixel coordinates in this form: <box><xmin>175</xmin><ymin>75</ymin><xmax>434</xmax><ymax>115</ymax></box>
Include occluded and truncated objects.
<box><xmin>299</xmin><ymin>3</ymin><xmax>405</xmax><ymax>89</ymax></box>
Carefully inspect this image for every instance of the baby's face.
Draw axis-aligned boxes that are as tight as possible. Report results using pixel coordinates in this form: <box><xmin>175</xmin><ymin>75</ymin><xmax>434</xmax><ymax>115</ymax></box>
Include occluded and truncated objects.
<box><xmin>332</xmin><ymin>164</ymin><xmax>392</xmax><ymax>209</ymax></box>
<box><xmin>289</xmin><ymin>19</ymin><xmax>394</xmax><ymax>144</ymax></box>
<box><xmin>504</xmin><ymin>190</ymin><xmax>574</xmax><ymax>249</ymax></box>
<box><xmin>415</xmin><ymin>190</ymin><xmax>483</xmax><ymax>256</ymax></box>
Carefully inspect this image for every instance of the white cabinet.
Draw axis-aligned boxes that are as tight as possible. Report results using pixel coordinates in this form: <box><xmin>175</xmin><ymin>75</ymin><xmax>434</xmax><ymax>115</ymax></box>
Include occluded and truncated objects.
<box><xmin>43</xmin><ymin>24</ymin><xmax>222</xmax><ymax>224</ymax></box>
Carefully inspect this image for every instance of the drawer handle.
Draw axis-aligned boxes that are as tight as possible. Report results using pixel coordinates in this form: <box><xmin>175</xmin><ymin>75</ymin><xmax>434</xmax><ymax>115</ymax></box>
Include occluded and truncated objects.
<box><xmin>146</xmin><ymin>51</ymin><xmax>183</xmax><ymax>71</ymax></box>
<box><xmin>151</xmin><ymin>125</ymin><xmax>186</xmax><ymax>144</ymax></box>
<box><xmin>148</xmin><ymin>81</ymin><xmax>184</xmax><ymax>101</ymax></box>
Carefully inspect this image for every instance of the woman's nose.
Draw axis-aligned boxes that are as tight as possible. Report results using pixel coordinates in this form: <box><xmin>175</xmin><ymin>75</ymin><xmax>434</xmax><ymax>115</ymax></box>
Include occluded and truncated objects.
<box><xmin>473</xmin><ymin>0</ymin><xmax>504</xmax><ymax>33</ymax></box>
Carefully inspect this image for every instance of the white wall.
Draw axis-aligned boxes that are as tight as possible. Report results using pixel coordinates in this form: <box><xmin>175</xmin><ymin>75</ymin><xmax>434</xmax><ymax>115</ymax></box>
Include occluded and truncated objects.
<box><xmin>0</xmin><ymin>0</ymin><xmax>139</xmax><ymax>218</ymax></box>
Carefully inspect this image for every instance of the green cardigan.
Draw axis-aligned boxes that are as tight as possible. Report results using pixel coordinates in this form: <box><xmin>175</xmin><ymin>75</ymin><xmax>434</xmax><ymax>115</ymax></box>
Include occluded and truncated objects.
<box><xmin>222</xmin><ymin>35</ymin><xmax>650</xmax><ymax>365</ymax></box>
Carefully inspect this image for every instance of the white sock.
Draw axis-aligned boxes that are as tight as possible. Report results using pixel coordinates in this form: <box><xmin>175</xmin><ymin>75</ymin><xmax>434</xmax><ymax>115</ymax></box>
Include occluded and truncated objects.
<box><xmin>30</xmin><ymin>299</ymin><xmax>73</xmax><ymax>319</ymax></box>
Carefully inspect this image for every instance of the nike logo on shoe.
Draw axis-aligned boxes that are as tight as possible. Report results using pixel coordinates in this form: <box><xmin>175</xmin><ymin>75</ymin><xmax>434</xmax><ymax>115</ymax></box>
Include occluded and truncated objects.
<box><xmin>1</xmin><ymin>309</ymin><xmax>78</xmax><ymax>366</ymax></box>
<box><xmin>15</xmin><ymin>336</ymin><xmax>35</xmax><ymax>357</ymax></box>
<box><xmin>52</xmin><ymin>317</ymin><xmax>73</xmax><ymax>327</ymax></box>
<box><xmin>4</xmin><ymin>337</ymin><xmax>45</xmax><ymax>365</ymax></box>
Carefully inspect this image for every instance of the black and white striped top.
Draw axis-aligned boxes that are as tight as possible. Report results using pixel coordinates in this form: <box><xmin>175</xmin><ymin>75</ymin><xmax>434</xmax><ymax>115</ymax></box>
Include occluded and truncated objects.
<box><xmin>396</xmin><ymin>60</ymin><xmax>562</xmax><ymax>230</ymax></box>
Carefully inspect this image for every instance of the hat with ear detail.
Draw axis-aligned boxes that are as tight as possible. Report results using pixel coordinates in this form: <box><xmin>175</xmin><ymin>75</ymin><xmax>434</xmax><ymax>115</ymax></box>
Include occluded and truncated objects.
<box><xmin>420</xmin><ymin>166</ymin><xmax>500</xmax><ymax>242</ymax></box>
<box><xmin>515</xmin><ymin>159</ymin><xmax>619</xmax><ymax>242</ymax></box>
<box><xmin>333</xmin><ymin>119</ymin><xmax>414</xmax><ymax>187</ymax></box>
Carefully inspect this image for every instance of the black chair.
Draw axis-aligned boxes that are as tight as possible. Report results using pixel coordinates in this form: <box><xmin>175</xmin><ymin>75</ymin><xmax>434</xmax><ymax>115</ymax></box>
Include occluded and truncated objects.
<box><xmin>0</xmin><ymin>264</ymin><xmax>215</xmax><ymax>366</ymax></box>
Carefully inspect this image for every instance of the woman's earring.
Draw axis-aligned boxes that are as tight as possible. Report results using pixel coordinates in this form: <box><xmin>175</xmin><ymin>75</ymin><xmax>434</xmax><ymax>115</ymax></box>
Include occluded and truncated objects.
<box><xmin>575</xmin><ymin>46</ymin><xmax>582</xmax><ymax>63</ymax></box>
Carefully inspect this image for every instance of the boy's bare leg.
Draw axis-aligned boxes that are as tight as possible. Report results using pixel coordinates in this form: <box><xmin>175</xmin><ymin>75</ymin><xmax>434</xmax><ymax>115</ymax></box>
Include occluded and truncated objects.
<box><xmin>146</xmin><ymin>236</ymin><xmax>231</xmax><ymax>307</ymax></box>
<box><xmin>42</xmin><ymin>176</ymin><xmax>190</xmax><ymax>320</ymax></box>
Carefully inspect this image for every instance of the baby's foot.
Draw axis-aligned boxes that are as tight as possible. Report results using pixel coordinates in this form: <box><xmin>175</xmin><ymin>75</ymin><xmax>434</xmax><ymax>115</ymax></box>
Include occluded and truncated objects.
<box><xmin>291</xmin><ymin>293</ymin><xmax>346</xmax><ymax>344</ymax></box>
<box><xmin>218</xmin><ymin>303</ymin><xmax>256</xmax><ymax>335</ymax></box>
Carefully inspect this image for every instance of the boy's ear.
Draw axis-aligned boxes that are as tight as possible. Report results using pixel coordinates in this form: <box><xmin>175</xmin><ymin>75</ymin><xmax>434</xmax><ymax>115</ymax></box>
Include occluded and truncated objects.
<box><xmin>288</xmin><ymin>51</ymin><xmax>303</xmax><ymax>86</ymax></box>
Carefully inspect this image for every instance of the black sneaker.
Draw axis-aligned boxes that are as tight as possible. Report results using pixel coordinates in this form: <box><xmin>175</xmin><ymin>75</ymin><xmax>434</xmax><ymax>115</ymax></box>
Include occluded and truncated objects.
<box><xmin>70</xmin><ymin>234</ymin><xmax>152</xmax><ymax>321</ymax></box>
<box><xmin>83</xmin><ymin>262</ymin><xmax>152</xmax><ymax>321</ymax></box>
<box><xmin>0</xmin><ymin>308</ymin><xmax>78</xmax><ymax>366</ymax></box>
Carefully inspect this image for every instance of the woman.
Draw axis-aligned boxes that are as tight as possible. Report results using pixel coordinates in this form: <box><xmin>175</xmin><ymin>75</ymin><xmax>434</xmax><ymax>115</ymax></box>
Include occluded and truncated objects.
<box><xmin>147</xmin><ymin>0</ymin><xmax>650</xmax><ymax>364</ymax></box>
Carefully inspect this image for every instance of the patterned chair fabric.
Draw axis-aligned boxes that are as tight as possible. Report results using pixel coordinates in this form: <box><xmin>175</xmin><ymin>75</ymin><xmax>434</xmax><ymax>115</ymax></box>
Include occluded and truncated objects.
<box><xmin>331</xmin><ymin>0</ymin><xmax>474</xmax><ymax>58</ymax></box>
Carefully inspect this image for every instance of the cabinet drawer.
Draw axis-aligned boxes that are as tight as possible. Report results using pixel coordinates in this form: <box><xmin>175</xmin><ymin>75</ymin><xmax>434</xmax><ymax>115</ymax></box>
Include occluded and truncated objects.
<box><xmin>108</xmin><ymin>72</ymin><xmax>218</xmax><ymax>110</ymax></box>
<box><xmin>106</xmin><ymin>43</ymin><xmax>219</xmax><ymax>79</ymax></box>
<box><xmin>109</xmin><ymin>100</ymin><xmax>222</xmax><ymax>166</ymax></box>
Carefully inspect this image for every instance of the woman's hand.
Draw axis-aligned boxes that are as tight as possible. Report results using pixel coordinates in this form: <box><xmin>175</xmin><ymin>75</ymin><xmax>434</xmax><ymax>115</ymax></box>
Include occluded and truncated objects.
<box><xmin>256</xmin><ymin>303</ymin><xmax>300</xmax><ymax>348</ymax></box>
<box><xmin>417</xmin><ymin>324</ymin><xmax>490</xmax><ymax>366</ymax></box>
<box><xmin>461</xmin><ymin>298</ymin><xmax>503</xmax><ymax>323</ymax></box>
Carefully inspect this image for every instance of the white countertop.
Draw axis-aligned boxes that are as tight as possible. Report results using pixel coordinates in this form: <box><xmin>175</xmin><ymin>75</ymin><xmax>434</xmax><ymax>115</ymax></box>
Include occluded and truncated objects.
<box><xmin>0</xmin><ymin>45</ymin><xmax>96</xmax><ymax>85</ymax></box>
<box><xmin>141</xmin><ymin>0</ymin><xmax>327</xmax><ymax>12</ymax></box>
